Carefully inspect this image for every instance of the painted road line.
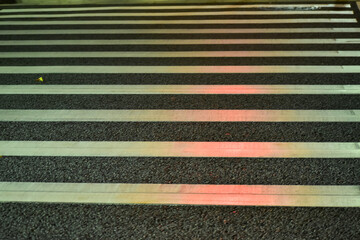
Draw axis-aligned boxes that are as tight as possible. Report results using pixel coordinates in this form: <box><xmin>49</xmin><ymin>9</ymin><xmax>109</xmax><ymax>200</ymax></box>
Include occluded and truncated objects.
<box><xmin>1</xmin><ymin>110</ymin><xmax>359</xmax><ymax>122</ymax></box>
<box><xmin>1</xmin><ymin>51</ymin><xmax>360</xmax><ymax>58</ymax></box>
<box><xmin>0</xmin><ymin>182</ymin><xmax>359</xmax><ymax>207</ymax></box>
<box><xmin>1</xmin><ymin>66</ymin><xmax>360</xmax><ymax>74</ymax></box>
<box><xmin>2</xmin><ymin>28</ymin><xmax>360</xmax><ymax>35</ymax></box>
<box><xmin>1</xmin><ymin>85</ymin><xmax>360</xmax><ymax>95</ymax></box>
<box><xmin>0</xmin><ymin>19</ymin><xmax>356</xmax><ymax>25</ymax></box>
<box><xmin>0</xmin><ymin>141</ymin><xmax>360</xmax><ymax>158</ymax></box>
<box><xmin>0</xmin><ymin>4</ymin><xmax>351</xmax><ymax>13</ymax></box>
<box><xmin>0</xmin><ymin>10</ymin><xmax>353</xmax><ymax>18</ymax></box>
<box><xmin>2</xmin><ymin>39</ymin><xmax>360</xmax><ymax>45</ymax></box>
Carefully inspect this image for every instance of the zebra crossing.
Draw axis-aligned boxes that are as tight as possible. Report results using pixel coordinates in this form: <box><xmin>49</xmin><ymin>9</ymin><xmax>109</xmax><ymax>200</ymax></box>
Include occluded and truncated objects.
<box><xmin>0</xmin><ymin>2</ymin><xmax>360</xmax><ymax>211</ymax></box>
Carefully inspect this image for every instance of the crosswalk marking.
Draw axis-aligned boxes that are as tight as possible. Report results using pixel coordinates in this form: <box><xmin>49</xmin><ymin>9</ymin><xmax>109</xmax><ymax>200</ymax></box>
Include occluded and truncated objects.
<box><xmin>1</xmin><ymin>141</ymin><xmax>360</xmax><ymax>158</ymax></box>
<box><xmin>1</xmin><ymin>18</ymin><xmax>356</xmax><ymax>25</ymax></box>
<box><xmin>1</xmin><ymin>110</ymin><xmax>359</xmax><ymax>122</ymax></box>
<box><xmin>1</xmin><ymin>2</ymin><xmax>360</xmax><ymax>209</ymax></box>
<box><xmin>3</xmin><ymin>28</ymin><xmax>359</xmax><ymax>35</ymax></box>
<box><xmin>2</xmin><ymin>51</ymin><xmax>360</xmax><ymax>58</ymax></box>
<box><xmin>2</xmin><ymin>39</ymin><xmax>360</xmax><ymax>45</ymax></box>
<box><xmin>1</xmin><ymin>66</ymin><xmax>360</xmax><ymax>74</ymax></box>
<box><xmin>0</xmin><ymin>4</ymin><xmax>351</xmax><ymax>13</ymax></box>
<box><xmin>2</xmin><ymin>85</ymin><xmax>359</xmax><ymax>95</ymax></box>
<box><xmin>0</xmin><ymin>182</ymin><xmax>359</xmax><ymax>207</ymax></box>
<box><xmin>0</xmin><ymin>10</ymin><xmax>353</xmax><ymax>18</ymax></box>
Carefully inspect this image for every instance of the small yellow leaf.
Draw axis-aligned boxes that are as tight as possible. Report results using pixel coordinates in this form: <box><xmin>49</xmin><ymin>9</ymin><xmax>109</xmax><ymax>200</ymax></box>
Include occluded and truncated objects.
<box><xmin>36</xmin><ymin>77</ymin><xmax>43</xmax><ymax>82</ymax></box>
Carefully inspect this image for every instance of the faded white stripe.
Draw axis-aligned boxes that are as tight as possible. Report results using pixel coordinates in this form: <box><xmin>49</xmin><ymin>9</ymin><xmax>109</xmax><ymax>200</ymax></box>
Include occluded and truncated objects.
<box><xmin>0</xmin><ymin>10</ymin><xmax>353</xmax><ymax>18</ymax></box>
<box><xmin>0</xmin><ymin>18</ymin><xmax>356</xmax><ymax>25</ymax></box>
<box><xmin>1</xmin><ymin>51</ymin><xmax>360</xmax><ymax>58</ymax></box>
<box><xmin>2</xmin><ymin>39</ymin><xmax>360</xmax><ymax>45</ymax></box>
<box><xmin>2</xmin><ymin>28</ymin><xmax>359</xmax><ymax>35</ymax></box>
<box><xmin>1</xmin><ymin>110</ymin><xmax>359</xmax><ymax>122</ymax></box>
<box><xmin>1</xmin><ymin>85</ymin><xmax>359</xmax><ymax>95</ymax></box>
<box><xmin>0</xmin><ymin>66</ymin><xmax>359</xmax><ymax>74</ymax></box>
<box><xmin>0</xmin><ymin>4</ymin><xmax>351</xmax><ymax>13</ymax></box>
<box><xmin>0</xmin><ymin>141</ymin><xmax>359</xmax><ymax>158</ymax></box>
<box><xmin>0</xmin><ymin>182</ymin><xmax>359</xmax><ymax>207</ymax></box>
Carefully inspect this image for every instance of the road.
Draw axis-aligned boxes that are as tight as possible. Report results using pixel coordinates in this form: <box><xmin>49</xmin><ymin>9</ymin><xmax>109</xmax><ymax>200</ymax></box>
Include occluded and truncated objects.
<box><xmin>0</xmin><ymin>2</ymin><xmax>360</xmax><ymax>239</ymax></box>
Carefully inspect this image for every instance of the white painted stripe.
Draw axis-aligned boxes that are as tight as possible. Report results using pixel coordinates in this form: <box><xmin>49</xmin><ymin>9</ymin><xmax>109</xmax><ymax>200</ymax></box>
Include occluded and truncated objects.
<box><xmin>0</xmin><ymin>182</ymin><xmax>359</xmax><ymax>207</ymax></box>
<box><xmin>2</xmin><ymin>51</ymin><xmax>360</xmax><ymax>58</ymax></box>
<box><xmin>0</xmin><ymin>10</ymin><xmax>353</xmax><ymax>18</ymax></box>
<box><xmin>2</xmin><ymin>85</ymin><xmax>359</xmax><ymax>95</ymax></box>
<box><xmin>2</xmin><ymin>39</ymin><xmax>360</xmax><ymax>45</ymax></box>
<box><xmin>0</xmin><ymin>18</ymin><xmax>356</xmax><ymax>25</ymax></box>
<box><xmin>0</xmin><ymin>4</ymin><xmax>351</xmax><ymax>13</ymax></box>
<box><xmin>0</xmin><ymin>66</ymin><xmax>359</xmax><ymax>74</ymax></box>
<box><xmin>1</xmin><ymin>110</ymin><xmax>359</xmax><ymax>122</ymax></box>
<box><xmin>0</xmin><ymin>141</ymin><xmax>359</xmax><ymax>158</ymax></box>
<box><xmin>2</xmin><ymin>28</ymin><xmax>360</xmax><ymax>35</ymax></box>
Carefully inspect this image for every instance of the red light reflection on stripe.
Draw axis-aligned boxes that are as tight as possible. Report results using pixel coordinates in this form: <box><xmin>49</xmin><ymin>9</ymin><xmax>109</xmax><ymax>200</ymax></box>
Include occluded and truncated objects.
<box><xmin>178</xmin><ymin>185</ymin><xmax>286</xmax><ymax>206</ymax></box>
<box><xmin>201</xmin><ymin>85</ymin><xmax>262</xmax><ymax>94</ymax></box>
<box><xmin>174</xmin><ymin>142</ymin><xmax>276</xmax><ymax>157</ymax></box>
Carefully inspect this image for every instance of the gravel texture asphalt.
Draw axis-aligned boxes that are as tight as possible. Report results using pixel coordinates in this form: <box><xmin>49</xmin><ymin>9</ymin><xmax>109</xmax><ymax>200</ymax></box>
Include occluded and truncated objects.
<box><xmin>1</xmin><ymin>73</ymin><xmax>360</xmax><ymax>85</ymax></box>
<box><xmin>1</xmin><ymin>156</ymin><xmax>360</xmax><ymax>185</ymax></box>
<box><xmin>2</xmin><ymin>122</ymin><xmax>360</xmax><ymax>142</ymax></box>
<box><xmin>3</xmin><ymin>44</ymin><xmax>360</xmax><ymax>51</ymax></box>
<box><xmin>1</xmin><ymin>94</ymin><xmax>360</xmax><ymax>109</ymax></box>
<box><xmin>1</xmin><ymin>203</ymin><xmax>360</xmax><ymax>239</ymax></box>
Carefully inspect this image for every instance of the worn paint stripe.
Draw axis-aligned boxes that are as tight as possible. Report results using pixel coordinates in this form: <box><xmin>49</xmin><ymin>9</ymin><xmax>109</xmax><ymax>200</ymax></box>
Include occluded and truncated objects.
<box><xmin>1</xmin><ymin>110</ymin><xmax>359</xmax><ymax>122</ymax></box>
<box><xmin>1</xmin><ymin>85</ymin><xmax>359</xmax><ymax>95</ymax></box>
<box><xmin>0</xmin><ymin>10</ymin><xmax>353</xmax><ymax>18</ymax></box>
<box><xmin>0</xmin><ymin>19</ymin><xmax>356</xmax><ymax>25</ymax></box>
<box><xmin>0</xmin><ymin>66</ymin><xmax>359</xmax><ymax>73</ymax></box>
<box><xmin>0</xmin><ymin>141</ymin><xmax>360</xmax><ymax>158</ymax></box>
<box><xmin>2</xmin><ymin>28</ymin><xmax>360</xmax><ymax>35</ymax></box>
<box><xmin>0</xmin><ymin>4</ymin><xmax>351</xmax><ymax>13</ymax></box>
<box><xmin>2</xmin><ymin>39</ymin><xmax>360</xmax><ymax>45</ymax></box>
<box><xmin>1</xmin><ymin>51</ymin><xmax>360</xmax><ymax>58</ymax></box>
<box><xmin>0</xmin><ymin>182</ymin><xmax>359</xmax><ymax>207</ymax></box>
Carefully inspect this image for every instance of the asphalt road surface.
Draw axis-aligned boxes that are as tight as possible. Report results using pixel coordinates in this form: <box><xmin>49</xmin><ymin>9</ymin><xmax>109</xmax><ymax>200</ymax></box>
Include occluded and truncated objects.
<box><xmin>1</xmin><ymin>2</ymin><xmax>360</xmax><ymax>239</ymax></box>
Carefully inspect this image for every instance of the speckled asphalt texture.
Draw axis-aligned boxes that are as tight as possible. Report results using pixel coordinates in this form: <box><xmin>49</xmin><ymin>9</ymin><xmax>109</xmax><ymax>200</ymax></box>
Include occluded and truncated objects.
<box><xmin>1</xmin><ymin>2</ymin><xmax>360</xmax><ymax>239</ymax></box>
<box><xmin>1</xmin><ymin>73</ymin><xmax>360</xmax><ymax>85</ymax></box>
<box><xmin>1</xmin><ymin>94</ymin><xmax>360</xmax><ymax>109</ymax></box>
<box><xmin>2</xmin><ymin>156</ymin><xmax>360</xmax><ymax>185</ymax></box>
<box><xmin>1</xmin><ymin>203</ymin><xmax>360</xmax><ymax>239</ymax></box>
